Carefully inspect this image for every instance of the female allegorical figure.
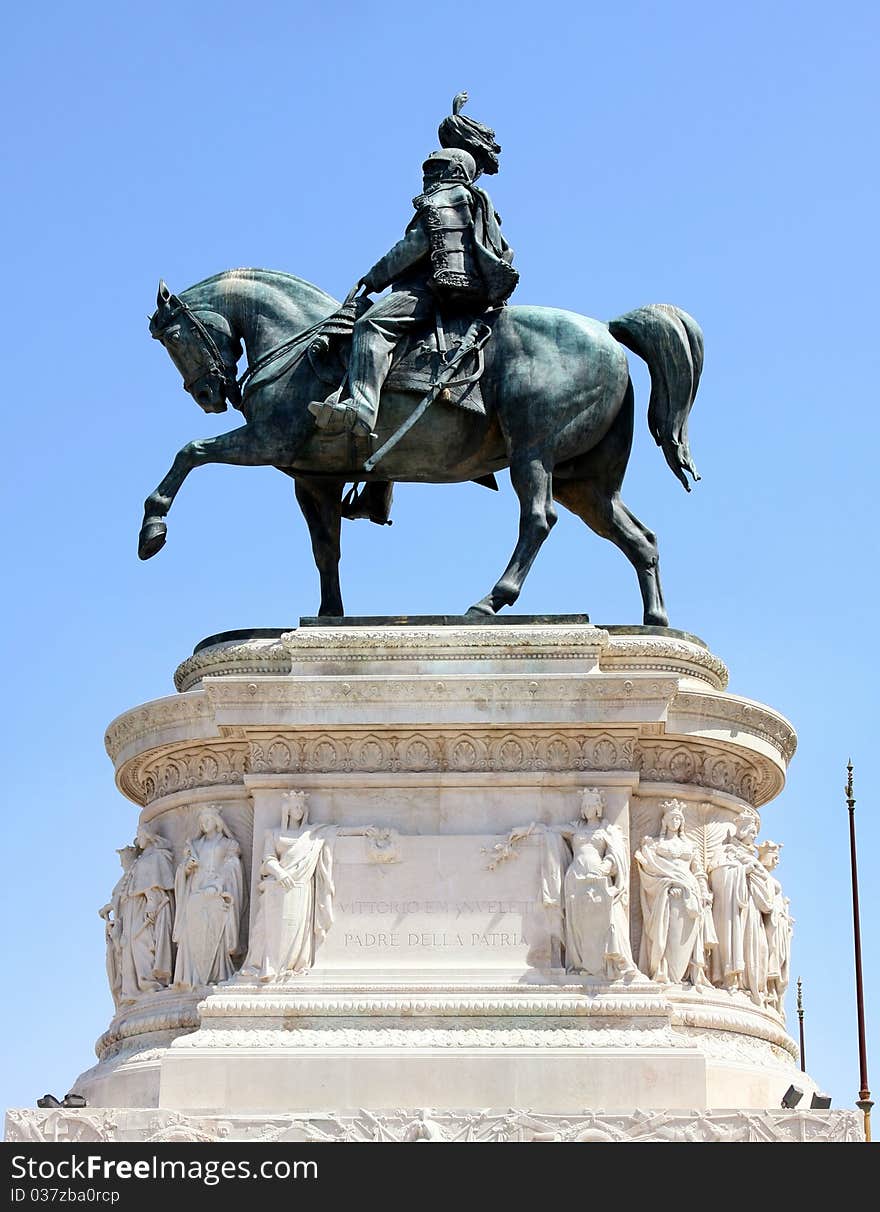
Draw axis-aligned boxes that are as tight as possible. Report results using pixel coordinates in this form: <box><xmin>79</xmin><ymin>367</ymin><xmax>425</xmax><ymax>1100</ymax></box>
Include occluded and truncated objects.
<box><xmin>634</xmin><ymin>800</ymin><xmax>716</xmax><ymax>987</ymax></box>
<box><xmin>709</xmin><ymin>810</ymin><xmax>772</xmax><ymax>1003</ymax></box>
<box><xmin>98</xmin><ymin>844</ymin><xmax>137</xmax><ymax>1008</ymax></box>
<box><xmin>117</xmin><ymin>826</ymin><xmax>176</xmax><ymax>1003</ymax></box>
<box><xmin>756</xmin><ymin>840</ymin><xmax>794</xmax><ymax>1014</ymax></box>
<box><xmin>241</xmin><ymin>791</ymin><xmax>385</xmax><ymax>979</ymax></box>
<box><xmin>504</xmin><ymin>788</ymin><xmax>638</xmax><ymax>978</ymax></box>
<box><xmin>173</xmin><ymin>806</ymin><xmax>245</xmax><ymax>989</ymax></box>
<box><xmin>561</xmin><ymin>789</ymin><xmax>637</xmax><ymax>977</ymax></box>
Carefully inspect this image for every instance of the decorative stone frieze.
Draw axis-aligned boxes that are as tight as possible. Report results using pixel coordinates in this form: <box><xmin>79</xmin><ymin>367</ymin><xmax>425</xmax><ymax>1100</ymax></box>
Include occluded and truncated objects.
<box><xmin>6</xmin><ymin>1107</ymin><xmax>861</xmax><ymax>1144</ymax></box>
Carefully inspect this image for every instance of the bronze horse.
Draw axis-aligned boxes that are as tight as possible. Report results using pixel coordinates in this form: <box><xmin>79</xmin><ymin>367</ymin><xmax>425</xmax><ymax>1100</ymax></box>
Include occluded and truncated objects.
<box><xmin>142</xmin><ymin>269</ymin><xmax>702</xmax><ymax>622</ymax></box>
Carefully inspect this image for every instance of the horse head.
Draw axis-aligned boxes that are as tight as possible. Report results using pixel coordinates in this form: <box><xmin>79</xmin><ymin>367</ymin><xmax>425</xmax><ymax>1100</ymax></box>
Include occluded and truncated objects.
<box><xmin>149</xmin><ymin>280</ymin><xmax>242</xmax><ymax>412</ymax></box>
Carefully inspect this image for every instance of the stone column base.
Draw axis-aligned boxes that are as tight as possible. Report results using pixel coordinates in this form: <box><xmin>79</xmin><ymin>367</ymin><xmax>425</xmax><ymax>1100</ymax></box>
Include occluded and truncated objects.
<box><xmin>26</xmin><ymin>622</ymin><xmax>833</xmax><ymax>1142</ymax></box>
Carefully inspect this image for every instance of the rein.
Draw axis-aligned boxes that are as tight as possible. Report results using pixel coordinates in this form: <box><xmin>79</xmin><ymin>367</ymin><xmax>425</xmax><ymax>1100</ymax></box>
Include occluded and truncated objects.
<box><xmin>237</xmin><ymin>285</ymin><xmax>363</xmax><ymax>400</ymax></box>
<box><xmin>237</xmin><ymin>318</ymin><xmax>329</xmax><ymax>399</ymax></box>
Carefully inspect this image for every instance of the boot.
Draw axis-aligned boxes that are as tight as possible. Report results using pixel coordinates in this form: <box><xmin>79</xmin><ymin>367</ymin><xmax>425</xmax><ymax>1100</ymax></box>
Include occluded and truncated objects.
<box><xmin>308</xmin><ymin>396</ymin><xmax>376</xmax><ymax>439</ymax></box>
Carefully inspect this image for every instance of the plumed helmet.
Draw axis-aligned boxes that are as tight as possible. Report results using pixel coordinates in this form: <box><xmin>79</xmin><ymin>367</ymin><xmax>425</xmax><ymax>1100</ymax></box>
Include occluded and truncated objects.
<box><xmin>422</xmin><ymin>147</ymin><xmax>477</xmax><ymax>183</ymax></box>
<box><xmin>438</xmin><ymin>91</ymin><xmax>501</xmax><ymax>178</ymax></box>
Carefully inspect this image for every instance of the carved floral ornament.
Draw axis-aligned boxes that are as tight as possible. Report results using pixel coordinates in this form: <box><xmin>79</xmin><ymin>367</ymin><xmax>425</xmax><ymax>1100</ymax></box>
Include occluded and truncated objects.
<box><xmin>119</xmin><ymin>731</ymin><xmax>779</xmax><ymax>807</ymax></box>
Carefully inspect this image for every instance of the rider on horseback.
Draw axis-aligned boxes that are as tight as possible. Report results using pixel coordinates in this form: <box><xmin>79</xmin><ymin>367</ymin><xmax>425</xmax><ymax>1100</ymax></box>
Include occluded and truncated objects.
<box><xmin>309</xmin><ymin>145</ymin><xmax>518</xmax><ymax>439</ymax></box>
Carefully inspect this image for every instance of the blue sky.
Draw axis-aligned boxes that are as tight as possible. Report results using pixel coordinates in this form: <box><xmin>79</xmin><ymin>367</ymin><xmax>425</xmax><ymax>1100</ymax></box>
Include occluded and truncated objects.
<box><xmin>2</xmin><ymin>0</ymin><xmax>877</xmax><ymax>1114</ymax></box>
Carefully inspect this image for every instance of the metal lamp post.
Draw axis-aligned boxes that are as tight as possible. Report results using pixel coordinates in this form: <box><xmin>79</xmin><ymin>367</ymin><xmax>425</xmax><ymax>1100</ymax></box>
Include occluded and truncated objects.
<box><xmin>845</xmin><ymin>760</ymin><xmax>873</xmax><ymax>1142</ymax></box>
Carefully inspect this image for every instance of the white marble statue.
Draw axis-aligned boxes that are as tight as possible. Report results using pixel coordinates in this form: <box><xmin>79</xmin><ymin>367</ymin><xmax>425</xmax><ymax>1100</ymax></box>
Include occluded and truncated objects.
<box><xmin>709</xmin><ymin>811</ymin><xmax>772</xmax><ymax>1001</ymax></box>
<box><xmin>634</xmin><ymin>800</ymin><xmax>716</xmax><ymax>987</ymax></box>
<box><xmin>241</xmin><ymin>792</ymin><xmax>389</xmax><ymax>979</ymax></box>
<box><xmin>173</xmin><ymin>806</ymin><xmax>245</xmax><ymax>989</ymax></box>
<box><xmin>98</xmin><ymin>845</ymin><xmax>137</xmax><ymax>1008</ymax></box>
<box><xmin>117</xmin><ymin>827</ymin><xmax>176</xmax><ymax>1003</ymax></box>
<box><xmin>757</xmin><ymin>841</ymin><xmax>794</xmax><ymax>1014</ymax></box>
<box><xmin>504</xmin><ymin>789</ymin><xmax>637</xmax><ymax>978</ymax></box>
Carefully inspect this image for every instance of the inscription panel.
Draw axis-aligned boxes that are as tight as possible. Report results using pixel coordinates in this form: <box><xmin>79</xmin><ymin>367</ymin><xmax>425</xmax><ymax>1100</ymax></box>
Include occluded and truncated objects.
<box><xmin>319</xmin><ymin>835</ymin><xmax>560</xmax><ymax>972</ymax></box>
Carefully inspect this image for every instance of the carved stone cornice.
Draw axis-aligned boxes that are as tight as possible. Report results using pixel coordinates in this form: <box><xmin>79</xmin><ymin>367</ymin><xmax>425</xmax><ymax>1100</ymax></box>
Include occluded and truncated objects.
<box><xmin>115</xmin><ymin>729</ymin><xmax>778</xmax><ymax>807</ymax></box>
<box><xmin>175</xmin><ymin>636</ymin><xmax>290</xmax><ymax>692</ymax></box>
<box><xmin>171</xmin><ymin>626</ymin><xmax>731</xmax><ymax>691</ymax></box>
<box><xmin>602</xmin><ymin>633</ymin><xmax>728</xmax><ymax>690</ymax></box>
<box><xmin>105</xmin><ymin>694</ymin><xmax>215</xmax><ymax>766</ymax></box>
<box><xmin>671</xmin><ymin>691</ymin><xmax>797</xmax><ymax>764</ymax></box>
<box><xmin>93</xmin><ymin>983</ymin><xmax>795</xmax><ymax>1061</ymax></box>
<box><xmin>95</xmin><ymin>990</ymin><xmax>204</xmax><ymax>1059</ymax></box>
<box><xmin>108</xmin><ymin>629</ymin><xmax>786</xmax><ymax>808</ymax></box>
<box><xmin>281</xmin><ymin>624</ymin><xmax>610</xmax><ymax>662</ymax></box>
<box><xmin>668</xmin><ymin>1004</ymin><xmax>797</xmax><ymax>1056</ymax></box>
<box><xmin>201</xmin><ymin>674</ymin><xmax>679</xmax><ymax>722</ymax></box>
<box><xmin>172</xmin><ymin>1024</ymin><xmax>684</xmax><ymax>1049</ymax></box>
<box><xmin>197</xmin><ymin>991</ymin><xmax>669</xmax><ymax>1018</ymax></box>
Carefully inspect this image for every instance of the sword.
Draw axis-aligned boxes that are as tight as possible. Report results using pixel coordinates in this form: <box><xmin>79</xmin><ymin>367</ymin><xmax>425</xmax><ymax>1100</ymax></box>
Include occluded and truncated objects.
<box><xmin>363</xmin><ymin>318</ymin><xmax>492</xmax><ymax>472</ymax></box>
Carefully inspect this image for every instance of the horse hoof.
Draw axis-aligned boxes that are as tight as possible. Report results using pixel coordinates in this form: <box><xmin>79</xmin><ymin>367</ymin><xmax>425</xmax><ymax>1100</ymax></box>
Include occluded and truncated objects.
<box><xmin>643</xmin><ymin>611</ymin><xmax>669</xmax><ymax>627</ymax></box>
<box><xmin>138</xmin><ymin>520</ymin><xmax>167</xmax><ymax>560</ymax></box>
<box><xmin>465</xmin><ymin>603</ymin><xmax>495</xmax><ymax>619</ymax></box>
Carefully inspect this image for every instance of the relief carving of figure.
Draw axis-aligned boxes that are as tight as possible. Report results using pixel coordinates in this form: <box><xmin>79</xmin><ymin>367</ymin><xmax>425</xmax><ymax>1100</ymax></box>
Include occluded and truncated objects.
<box><xmin>98</xmin><ymin>845</ymin><xmax>136</xmax><ymax>1007</ymax></box>
<box><xmin>634</xmin><ymin>800</ymin><xmax>716</xmax><ymax>987</ymax></box>
<box><xmin>117</xmin><ymin>826</ymin><xmax>176</xmax><ymax>1003</ymax></box>
<box><xmin>172</xmin><ymin>806</ymin><xmax>245</xmax><ymax>989</ymax></box>
<box><xmin>241</xmin><ymin>792</ymin><xmax>391</xmax><ymax>980</ymax></box>
<box><xmin>503</xmin><ymin>789</ymin><xmax>638</xmax><ymax>978</ymax></box>
<box><xmin>757</xmin><ymin>841</ymin><xmax>794</xmax><ymax>1014</ymax></box>
<box><xmin>709</xmin><ymin>811</ymin><xmax>772</xmax><ymax>1002</ymax></box>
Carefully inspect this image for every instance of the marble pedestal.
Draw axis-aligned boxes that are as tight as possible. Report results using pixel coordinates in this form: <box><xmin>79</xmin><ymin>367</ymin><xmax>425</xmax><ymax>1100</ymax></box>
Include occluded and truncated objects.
<box><xmin>6</xmin><ymin>621</ymin><xmax>862</xmax><ymax>1144</ymax></box>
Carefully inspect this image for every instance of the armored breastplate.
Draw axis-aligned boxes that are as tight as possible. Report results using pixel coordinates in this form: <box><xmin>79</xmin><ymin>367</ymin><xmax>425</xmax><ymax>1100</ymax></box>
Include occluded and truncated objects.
<box><xmin>414</xmin><ymin>183</ymin><xmax>484</xmax><ymax>301</ymax></box>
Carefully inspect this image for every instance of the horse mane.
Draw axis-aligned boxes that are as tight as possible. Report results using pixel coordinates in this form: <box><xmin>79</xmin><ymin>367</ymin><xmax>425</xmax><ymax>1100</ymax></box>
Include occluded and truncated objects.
<box><xmin>182</xmin><ymin>268</ymin><xmax>339</xmax><ymax>311</ymax></box>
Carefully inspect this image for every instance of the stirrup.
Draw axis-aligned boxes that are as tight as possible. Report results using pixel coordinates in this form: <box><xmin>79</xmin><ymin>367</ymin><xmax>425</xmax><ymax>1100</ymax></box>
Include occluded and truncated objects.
<box><xmin>341</xmin><ymin>483</ymin><xmax>393</xmax><ymax>526</ymax></box>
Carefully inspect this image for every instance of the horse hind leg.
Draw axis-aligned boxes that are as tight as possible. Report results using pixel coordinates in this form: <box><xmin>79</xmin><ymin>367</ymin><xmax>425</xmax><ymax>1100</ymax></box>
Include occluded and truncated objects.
<box><xmin>294</xmin><ymin>476</ymin><xmax>346</xmax><ymax>617</ymax></box>
<box><xmin>467</xmin><ymin>456</ymin><xmax>557</xmax><ymax>616</ymax></box>
<box><xmin>553</xmin><ymin>478</ymin><xmax>668</xmax><ymax>626</ymax></box>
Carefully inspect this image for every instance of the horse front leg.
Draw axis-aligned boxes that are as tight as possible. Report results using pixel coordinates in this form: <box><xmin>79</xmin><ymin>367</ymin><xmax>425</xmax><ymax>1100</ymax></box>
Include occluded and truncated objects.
<box><xmin>138</xmin><ymin>425</ymin><xmax>269</xmax><ymax>559</ymax></box>
<box><xmin>467</xmin><ymin>456</ymin><xmax>557</xmax><ymax>615</ymax></box>
<box><xmin>294</xmin><ymin>476</ymin><xmax>346</xmax><ymax>616</ymax></box>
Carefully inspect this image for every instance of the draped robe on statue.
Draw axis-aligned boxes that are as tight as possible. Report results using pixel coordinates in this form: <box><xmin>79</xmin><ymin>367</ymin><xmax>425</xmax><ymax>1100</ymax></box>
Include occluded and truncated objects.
<box><xmin>118</xmin><ymin>843</ymin><xmax>175</xmax><ymax>1002</ymax></box>
<box><xmin>243</xmin><ymin>823</ymin><xmax>338</xmax><ymax>979</ymax></box>
<box><xmin>710</xmin><ymin>839</ymin><xmax>749</xmax><ymax>986</ymax></box>
<box><xmin>102</xmin><ymin>865</ymin><xmax>130</xmax><ymax>1006</ymax></box>
<box><xmin>536</xmin><ymin>821</ymin><xmax>635</xmax><ymax>977</ymax></box>
<box><xmin>173</xmin><ymin>831</ymin><xmax>244</xmax><ymax>987</ymax></box>
<box><xmin>635</xmin><ymin>834</ymin><xmax>716</xmax><ymax>983</ymax></box>
<box><xmin>742</xmin><ymin>860</ymin><xmax>774</xmax><ymax>1004</ymax></box>
<box><xmin>710</xmin><ymin>834</ymin><xmax>770</xmax><ymax>999</ymax></box>
<box><xmin>763</xmin><ymin>871</ymin><xmax>793</xmax><ymax>1006</ymax></box>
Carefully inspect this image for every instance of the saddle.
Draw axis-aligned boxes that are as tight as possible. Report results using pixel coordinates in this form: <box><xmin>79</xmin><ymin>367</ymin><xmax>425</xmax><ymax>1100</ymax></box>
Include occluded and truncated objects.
<box><xmin>308</xmin><ymin>296</ymin><xmax>494</xmax><ymax>417</ymax></box>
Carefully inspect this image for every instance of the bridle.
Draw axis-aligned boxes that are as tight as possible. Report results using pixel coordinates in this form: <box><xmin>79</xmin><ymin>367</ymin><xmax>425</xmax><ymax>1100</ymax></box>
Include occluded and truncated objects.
<box><xmin>151</xmin><ymin>296</ymin><xmax>242</xmax><ymax>406</ymax></box>
<box><xmin>153</xmin><ymin>284</ymin><xmax>363</xmax><ymax>408</ymax></box>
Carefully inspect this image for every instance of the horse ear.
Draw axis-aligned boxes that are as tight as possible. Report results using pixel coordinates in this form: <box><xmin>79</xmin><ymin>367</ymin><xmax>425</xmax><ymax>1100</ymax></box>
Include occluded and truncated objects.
<box><xmin>157</xmin><ymin>279</ymin><xmax>172</xmax><ymax>308</ymax></box>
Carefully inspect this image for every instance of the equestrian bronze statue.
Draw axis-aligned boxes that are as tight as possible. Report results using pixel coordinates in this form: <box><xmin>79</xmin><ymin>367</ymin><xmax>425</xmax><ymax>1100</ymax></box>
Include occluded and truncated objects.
<box><xmin>141</xmin><ymin>95</ymin><xmax>703</xmax><ymax>624</ymax></box>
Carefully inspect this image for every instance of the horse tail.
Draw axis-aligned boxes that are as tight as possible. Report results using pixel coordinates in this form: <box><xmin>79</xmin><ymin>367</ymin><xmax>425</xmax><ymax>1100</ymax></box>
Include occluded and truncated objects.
<box><xmin>608</xmin><ymin>304</ymin><xmax>703</xmax><ymax>491</ymax></box>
